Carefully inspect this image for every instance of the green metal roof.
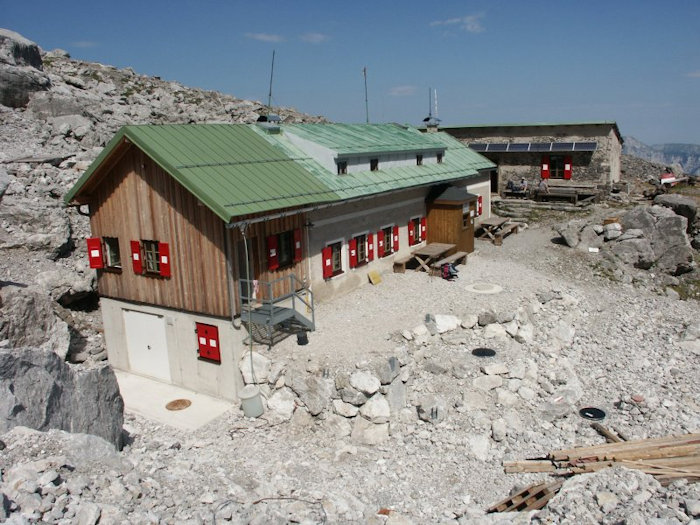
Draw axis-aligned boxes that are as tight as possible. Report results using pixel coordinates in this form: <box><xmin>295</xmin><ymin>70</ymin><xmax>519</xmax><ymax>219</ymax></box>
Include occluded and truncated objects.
<box><xmin>65</xmin><ymin>124</ymin><xmax>340</xmax><ymax>222</ymax></box>
<box><xmin>66</xmin><ymin>123</ymin><xmax>495</xmax><ymax>222</ymax></box>
<box><xmin>283</xmin><ymin>123</ymin><xmax>447</xmax><ymax>155</ymax></box>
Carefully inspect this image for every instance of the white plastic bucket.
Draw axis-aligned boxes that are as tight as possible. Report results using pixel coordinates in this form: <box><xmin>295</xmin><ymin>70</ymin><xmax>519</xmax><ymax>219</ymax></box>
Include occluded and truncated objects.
<box><xmin>239</xmin><ymin>385</ymin><xmax>264</xmax><ymax>418</ymax></box>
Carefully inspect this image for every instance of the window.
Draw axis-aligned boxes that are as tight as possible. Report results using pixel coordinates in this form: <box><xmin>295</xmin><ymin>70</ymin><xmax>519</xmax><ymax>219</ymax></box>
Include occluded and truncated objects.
<box><xmin>416</xmin><ymin>154</ymin><xmax>423</xmax><ymax>166</ymax></box>
<box><xmin>542</xmin><ymin>155</ymin><xmax>572</xmax><ymax>179</ymax></box>
<box><xmin>267</xmin><ymin>229</ymin><xmax>302</xmax><ymax>271</ymax></box>
<box><xmin>381</xmin><ymin>226</ymin><xmax>393</xmax><ymax>256</ymax></box>
<box><xmin>104</xmin><ymin>237</ymin><xmax>121</xmax><ymax>269</ymax></box>
<box><xmin>143</xmin><ymin>240</ymin><xmax>161</xmax><ymax>274</ymax></box>
<box><xmin>337</xmin><ymin>160</ymin><xmax>348</xmax><ymax>175</ymax></box>
<box><xmin>322</xmin><ymin>241</ymin><xmax>343</xmax><ymax>279</ymax></box>
<box><xmin>408</xmin><ymin>217</ymin><xmax>424</xmax><ymax>246</ymax></box>
<box><xmin>370</xmin><ymin>158</ymin><xmax>379</xmax><ymax>171</ymax></box>
<box><xmin>350</xmin><ymin>233</ymin><xmax>368</xmax><ymax>268</ymax></box>
<box><xmin>437</xmin><ymin>152</ymin><xmax>443</xmax><ymax>164</ymax></box>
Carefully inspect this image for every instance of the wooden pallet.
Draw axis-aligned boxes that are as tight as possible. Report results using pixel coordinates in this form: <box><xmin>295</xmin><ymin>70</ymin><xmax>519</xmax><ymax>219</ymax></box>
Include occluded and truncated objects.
<box><xmin>487</xmin><ymin>480</ymin><xmax>563</xmax><ymax>513</ymax></box>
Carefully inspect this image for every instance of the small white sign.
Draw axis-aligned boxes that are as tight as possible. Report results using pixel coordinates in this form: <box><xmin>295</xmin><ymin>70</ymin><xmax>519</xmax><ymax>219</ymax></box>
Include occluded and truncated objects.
<box><xmin>161</xmin><ymin>256</ymin><xmax>168</xmax><ymax>264</ymax></box>
<box><xmin>325</xmin><ymin>260</ymin><xmax>331</xmax><ymax>266</ymax></box>
<box><xmin>295</xmin><ymin>241</ymin><xmax>301</xmax><ymax>248</ymax></box>
<box><xmin>270</xmin><ymin>249</ymin><xmax>276</xmax><ymax>257</ymax></box>
<box><xmin>133</xmin><ymin>253</ymin><xmax>140</xmax><ymax>260</ymax></box>
<box><xmin>209</xmin><ymin>339</ymin><xmax>217</xmax><ymax>347</ymax></box>
<box><xmin>542</xmin><ymin>164</ymin><xmax>548</xmax><ymax>170</ymax></box>
<box><xmin>90</xmin><ymin>249</ymin><xmax>100</xmax><ymax>257</ymax></box>
<box><xmin>565</xmin><ymin>163</ymin><xmax>571</xmax><ymax>170</ymax></box>
<box><xmin>199</xmin><ymin>337</ymin><xmax>206</xmax><ymax>345</ymax></box>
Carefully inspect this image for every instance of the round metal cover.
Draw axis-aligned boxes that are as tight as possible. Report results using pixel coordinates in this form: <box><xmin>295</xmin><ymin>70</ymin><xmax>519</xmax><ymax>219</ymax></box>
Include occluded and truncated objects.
<box><xmin>165</xmin><ymin>399</ymin><xmax>192</xmax><ymax>411</ymax></box>
<box><xmin>578</xmin><ymin>406</ymin><xmax>606</xmax><ymax>421</ymax></box>
<box><xmin>472</xmin><ymin>347</ymin><xmax>497</xmax><ymax>357</ymax></box>
<box><xmin>465</xmin><ymin>282</ymin><xmax>503</xmax><ymax>295</ymax></box>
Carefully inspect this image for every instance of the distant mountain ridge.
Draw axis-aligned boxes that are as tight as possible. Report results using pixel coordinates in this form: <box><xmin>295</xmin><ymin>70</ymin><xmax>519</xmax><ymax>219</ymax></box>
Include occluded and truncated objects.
<box><xmin>623</xmin><ymin>136</ymin><xmax>700</xmax><ymax>175</ymax></box>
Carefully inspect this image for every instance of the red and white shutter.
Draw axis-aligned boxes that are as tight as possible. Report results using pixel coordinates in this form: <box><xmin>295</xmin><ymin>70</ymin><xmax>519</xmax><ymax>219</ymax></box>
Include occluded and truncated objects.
<box><xmin>541</xmin><ymin>155</ymin><xmax>550</xmax><ymax>179</ymax></box>
<box><xmin>158</xmin><ymin>242</ymin><xmax>171</xmax><ymax>278</ymax></box>
<box><xmin>564</xmin><ymin>155</ymin><xmax>572</xmax><ymax>180</ymax></box>
<box><xmin>130</xmin><ymin>240</ymin><xmax>143</xmax><ymax>274</ymax></box>
<box><xmin>293</xmin><ymin>228</ymin><xmax>303</xmax><ymax>263</ymax></box>
<box><xmin>377</xmin><ymin>230</ymin><xmax>385</xmax><ymax>258</ymax></box>
<box><xmin>196</xmin><ymin>322</ymin><xmax>221</xmax><ymax>362</ymax></box>
<box><xmin>420</xmin><ymin>217</ymin><xmax>427</xmax><ymax>241</ymax></box>
<box><xmin>477</xmin><ymin>195</ymin><xmax>483</xmax><ymax>216</ymax></box>
<box><xmin>367</xmin><ymin>233</ymin><xmax>374</xmax><ymax>261</ymax></box>
<box><xmin>408</xmin><ymin>220</ymin><xmax>415</xmax><ymax>246</ymax></box>
<box><xmin>266</xmin><ymin>235</ymin><xmax>279</xmax><ymax>271</ymax></box>
<box><xmin>322</xmin><ymin>245</ymin><xmax>333</xmax><ymax>279</ymax></box>
<box><xmin>86</xmin><ymin>237</ymin><xmax>104</xmax><ymax>269</ymax></box>
<box><xmin>349</xmin><ymin>238</ymin><xmax>358</xmax><ymax>268</ymax></box>
<box><xmin>392</xmin><ymin>225</ymin><xmax>399</xmax><ymax>252</ymax></box>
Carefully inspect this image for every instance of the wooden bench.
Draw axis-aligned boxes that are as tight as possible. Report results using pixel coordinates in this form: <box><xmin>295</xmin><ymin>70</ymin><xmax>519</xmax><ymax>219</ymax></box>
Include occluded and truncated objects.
<box><xmin>493</xmin><ymin>223</ymin><xmax>520</xmax><ymax>246</ymax></box>
<box><xmin>393</xmin><ymin>254</ymin><xmax>413</xmax><ymax>273</ymax></box>
<box><xmin>430</xmin><ymin>251</ymin><xmax>468</xmax><ymax>275</ymax></box>
<box><xmin>502</xmin><ymin>189</ymin><xmax>530</xmax><ymax>199</ymax></box>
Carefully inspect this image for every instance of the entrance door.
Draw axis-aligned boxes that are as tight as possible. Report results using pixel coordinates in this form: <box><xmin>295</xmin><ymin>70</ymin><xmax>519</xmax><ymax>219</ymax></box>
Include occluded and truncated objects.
<box><xmin>123</xmin><ymin>309</ymin><xmax>171</xmax><ymax>382</ymax></box>
<box><xmin>490</xmin><ymin>169</ymin><xmax>499</xmax><ymax>193</ymax></box>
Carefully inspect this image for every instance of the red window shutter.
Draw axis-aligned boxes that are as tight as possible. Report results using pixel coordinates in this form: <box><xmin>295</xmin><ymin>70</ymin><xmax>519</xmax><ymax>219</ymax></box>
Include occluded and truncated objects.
<box><xmin>196</xmin><ymin>322</ymin><xmax>220</xmax><ymax>362</ymax></box>
<box><xmin>349</xmin><ymin>238</ymin><xmax>358</xmax><ymax>268</ymax></box>
<box><xmin>266</xmin><ymin>235</ymin><xmax>279</xmax><ymax>271</ymax></box>
<box><xmin>408</xmin><ymin>220</ymin><xmax>415</xmax><ymax>246</ymax></box>
<box><xmin>86</xmin><ymin>237</ymin><xmax>104</xmax><ymax>269</ymax></box>
<box><xmin>159</xmin><ymin>242</ymin><xmax>171</xmax><ymax>278</ymax></box>
<box><xmin>130</xmin><ymin>240</ymin><xmax>143</xmax><ymax>274</ymax></box>
<box><xmin>477</xmin><ymin>195</ymin><xmax>483</xmax><ymax>216</ymax></box>
<box><xmin>367</xmin><ymin>233</ymin><xmax>374</xmax><ymax>261</ymax></box>
<box><xmin>293</xmin><ymin>228</ymin><xmax>303</xmax><ymax>262</ymax></box>
<box><xmin>420</xmin><ymin>217</ymin><xmax>427</xmax><ymax>241</ymax></box>
<box><xmin>564</xmin><ymin>156</ymin><xmax>572</xmax><ymax>179</ymax></box>
<box><xmin>377</xmin><ymin>230</ymin><xmax>385</xmax><ymax>258</ymax></box>
<box><xmin>322</xmin><ymin>245</ymin><xmax>333</xmax><ymax>279</ymax></box>
<box><xmin>541</xmin><ymin>155</ymin><xmax>551</xmax><ymax>179</ymax></box>
<box><xmin>392</xmin><ymin>225</ymin><xmax>399</xmax><ymax>252</ymax></box>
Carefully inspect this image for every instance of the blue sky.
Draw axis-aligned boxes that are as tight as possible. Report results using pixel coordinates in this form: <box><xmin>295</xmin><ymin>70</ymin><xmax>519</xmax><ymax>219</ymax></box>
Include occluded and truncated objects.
<box><xmin>5</xmin><ymin>0</ymin><xmax>699</xmax><ymax>144</ymax></box>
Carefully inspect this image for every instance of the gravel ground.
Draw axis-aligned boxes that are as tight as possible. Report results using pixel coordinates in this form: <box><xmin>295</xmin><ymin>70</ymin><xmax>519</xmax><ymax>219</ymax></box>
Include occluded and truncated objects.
<box><xmin>2</xmin><ymin>215</ymin><xmax>699</xmax><ymax>524</ymax></box>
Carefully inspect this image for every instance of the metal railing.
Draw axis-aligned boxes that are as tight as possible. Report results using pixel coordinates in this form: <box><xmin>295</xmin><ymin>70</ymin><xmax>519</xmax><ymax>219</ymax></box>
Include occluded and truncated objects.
<box><xmin>238</xmin><ymin>274</ymin><xmax>315</xmax><ymax>332</ymax></box>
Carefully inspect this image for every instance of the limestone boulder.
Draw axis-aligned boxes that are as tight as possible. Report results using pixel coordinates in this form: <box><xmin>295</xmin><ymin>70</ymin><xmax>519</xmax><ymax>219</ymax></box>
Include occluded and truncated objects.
<box><xmin>610</xmin><ymin>238</ymin><xmax>655</xmax><ymax>269</ymax></box>
<box><xmin>0</xmin><ymin>29</ymin><xmax>50</xmax><ymax>108</ymax></box>
<box><xmin>0</xmin><ymin>347</ymin><xmax>124</xmax><ymax>447</ymax></box>
<box><xmin>651</xmin><ymin>215</ymin><xmax>694</xmax><ymax>275</ymax></box>
<box><xmin>653</xmin><ymin>194</ymin><xmax>697</xmax><ymax>231</ymax></box>
<box><xmin>286</xmin><ymin>371</ymin><xmax>332</xmax><ymax>416</ymax></box>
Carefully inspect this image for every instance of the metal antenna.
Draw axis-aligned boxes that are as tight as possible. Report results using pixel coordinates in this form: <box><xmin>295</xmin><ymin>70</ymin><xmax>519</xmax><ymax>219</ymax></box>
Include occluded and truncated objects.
<box><xmin>434</xmin><ymin>88</ymin><xmax>439</xmax><ymax>120</ymax></box>
<box><xmin>427</xmin><ymin>87</ymin><xmax>433</xmax><ymax>119</ymax></box>
<box><xmin>267</xmin><ymin>50</ymin><xmax>276</xmax><ymax>115</ymax></box>
<box><xmin>363</xmin><ymin>67</ymin><xmax>369</xmax><ymax>124</ymax></box>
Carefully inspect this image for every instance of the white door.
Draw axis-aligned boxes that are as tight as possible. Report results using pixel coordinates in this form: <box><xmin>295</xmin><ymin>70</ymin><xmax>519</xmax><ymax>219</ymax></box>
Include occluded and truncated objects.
<box><xmin>123</xmin><ymin>309</ymin><xmax>171</xmax><ymax>382</ymax></box>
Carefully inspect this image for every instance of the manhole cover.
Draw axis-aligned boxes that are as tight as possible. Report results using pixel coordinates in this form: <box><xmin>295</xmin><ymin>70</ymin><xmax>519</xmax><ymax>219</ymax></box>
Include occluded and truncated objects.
<box><xmin>578</xmin><ymin>407</ymin><xmax>606</xmax><ymax>421</ymax></box>
<box><xmin>165</xmin><ymin>399</ymin><xmax>192</xmax><ymax>411</ymax></box>
<box><xmin>465</xmin><ymin>282</ymin><xmax>503</xmax><ymax>294</ymax></box>
<box><xmin>472</xmin><ymin>347</ymin><xmax>497</xmax><ymax>357</ymax></box>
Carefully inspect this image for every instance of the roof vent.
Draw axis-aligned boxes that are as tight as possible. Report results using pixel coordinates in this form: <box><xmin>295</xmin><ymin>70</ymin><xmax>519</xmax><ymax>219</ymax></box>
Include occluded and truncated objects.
<box><xmin>257</xmin><ymin>122</ymin><xmax>281</xmax><ymax>134</ymax></box>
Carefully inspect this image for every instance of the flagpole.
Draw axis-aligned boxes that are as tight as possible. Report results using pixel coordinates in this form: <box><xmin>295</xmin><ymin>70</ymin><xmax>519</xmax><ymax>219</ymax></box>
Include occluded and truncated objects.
<box><xmin>363</xmin><ymin>67</ymin><xmax>369</xmax><ymax>124</ymax></box>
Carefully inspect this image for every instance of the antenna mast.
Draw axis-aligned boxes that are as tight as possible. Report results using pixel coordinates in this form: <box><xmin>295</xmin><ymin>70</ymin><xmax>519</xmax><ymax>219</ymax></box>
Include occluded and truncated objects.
<box><xmin>363</xmin><ymin>67</ymin><xmax>369</xmax><ymax>124</ymax></box>
<box><xmin>267</xmin><ymin>50</ymin><xmax>276</xmax><ymax>115</ymax></box>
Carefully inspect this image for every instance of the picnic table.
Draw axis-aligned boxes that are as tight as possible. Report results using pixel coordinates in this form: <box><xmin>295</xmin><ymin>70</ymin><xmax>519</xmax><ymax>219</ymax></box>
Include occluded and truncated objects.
<box><xmin>394</xmin><ymin>242</ymin><xmax>455</xmax><ymax>273</ymax></box>
<box><xmin>478</xmin><ymin>217</ymin><xmax>520</xmax><ymax>246</ymax></box>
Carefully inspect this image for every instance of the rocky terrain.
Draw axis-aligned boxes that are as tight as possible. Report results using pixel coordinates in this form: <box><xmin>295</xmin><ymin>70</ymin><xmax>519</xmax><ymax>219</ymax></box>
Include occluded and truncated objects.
<box><xmin>0</xmin><ymin>28</ymin><xmax>699</xmax><ymax>524</ymax></box>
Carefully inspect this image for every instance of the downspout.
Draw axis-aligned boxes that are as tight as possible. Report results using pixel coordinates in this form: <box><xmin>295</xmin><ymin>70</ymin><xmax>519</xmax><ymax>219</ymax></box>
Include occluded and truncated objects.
<box><xmin>224</xmin><ymin>225</ymin><xmax>241</xmax><ymax>329</ymax></box>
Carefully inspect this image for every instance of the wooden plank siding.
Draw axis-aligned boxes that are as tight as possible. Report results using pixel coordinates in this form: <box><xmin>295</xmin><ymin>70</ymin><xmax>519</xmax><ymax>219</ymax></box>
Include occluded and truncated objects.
<box><xmin>89</xmin><ymin>145</ymin><xmax>309</xmax><ymax>318</ymax></box>
<box><xmin>228</xmin><ymin>214</ymin><xmax>308</xmax><ymax>308</ymax></box>
<box><xmin>90</xmin><ymin>147</ymin><xmax>231</xmax><ymax>317</ymax></box>
<box><xmin>426</xmin><ymin>201</ymin><xmax>476</xmax><ymax>254</ymax></box>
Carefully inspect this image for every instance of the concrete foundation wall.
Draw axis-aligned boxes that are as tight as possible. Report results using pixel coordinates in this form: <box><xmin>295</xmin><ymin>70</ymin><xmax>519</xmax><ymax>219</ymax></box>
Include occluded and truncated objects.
<box><xmin>101</xmin><ymin>297</ymin><xmax>243</xmax><ymax>401</ymax></box>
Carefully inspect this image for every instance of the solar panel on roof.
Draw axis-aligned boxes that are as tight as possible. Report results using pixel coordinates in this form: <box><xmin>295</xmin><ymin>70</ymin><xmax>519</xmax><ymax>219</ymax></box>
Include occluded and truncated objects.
<box><xmin>529</xmin><ymin>143</ymin><xmax>552</xmax><ymax>152</ymax></box>
<box><xmin>469</xmin><ymin>143</ymin><xmax>488</xmax><ymax>151</ymax></box>
<box><xmin>507</xmin><ymin>143</ymin><xmax>530</xmax><ymax>152</ymax></box>
<box><xmin>487</xmin><ymin>143</ymin><xmax>508</xmax><ymax>152</ymax></box>
<box><xmin>552</xmin><ymin>142</ymin><xmax>575</xmax><ymax>151</ymax></box>
<box><xmin>574</xmin><ymin>141</ymin><xmax>597</xmax><ymax>151</ymax></box>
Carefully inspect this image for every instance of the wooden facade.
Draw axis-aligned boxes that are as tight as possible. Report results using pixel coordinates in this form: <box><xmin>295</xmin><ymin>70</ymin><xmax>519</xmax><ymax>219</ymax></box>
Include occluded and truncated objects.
<box><xmin>89</xmin><ymin>146</ymin><xmax>307</xmax><ymax>319</ymax></box>
<box><xmin>426</xmin><ymin>193</ymin><xmax>477</xmax><ymax>254</ymax></box>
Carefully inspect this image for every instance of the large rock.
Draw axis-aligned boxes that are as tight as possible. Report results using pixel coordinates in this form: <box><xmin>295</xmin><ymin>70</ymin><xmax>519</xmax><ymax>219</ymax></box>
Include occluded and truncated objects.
<box><xmin>654</xmin><ymin>194</ymin><xmax>697</xmax><ymax>231</ymax></box>
<box><xmin>610</xmin><ymin>238</ymin><xmax>655</xmax><ymax>269</ymax></box>
<box><xmin>651</xmin><ymin>215</ymin><xmax>694</xmax><ymax>275</ymax></box>
<box><xmin>0</xmin><ymin>347</ymin><xmax>124</xmax><ymax>447</ymax></box>
<box><xmin>0</xmin><ymin>30</ymin><xmax>49</xmax><ymax>108</ymax></box>
<box><xmin>238</xmin><ymin>351</ymin><xmax>271</xmax><ymax>385</ymax></box>
<box><xmin>34</xmin><ymin>269</ymin><xmax>95</xmax><ymax>307</ymax></box>
<box><xmin>0</xmin><ymin>202</ymin><xmax>72</xmax><ymax>259</ymax></box>
<box><xmin>556</xmin><ymin>220</ymin><xmax>585</xmax><ymax>248</ymax></box>
<box><xmin>286</xmin><ymin>371</ymin><xmax>332</xmax><ymax>416</ymax></box>
<box><xmin>620</xmin><ymin>207</ymin><xmax>656</xmax><ymax>237</ymax></box>
<box><xmin>0</xmin><ymin>287</ymin><xmax>70</xmax><ymax>360</ymax></box>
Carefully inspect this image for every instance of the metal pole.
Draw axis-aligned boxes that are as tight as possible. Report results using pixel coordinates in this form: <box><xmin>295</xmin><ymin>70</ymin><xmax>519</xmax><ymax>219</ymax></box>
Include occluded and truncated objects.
<box><xmin>363</xmin><ymin>67</ymin><xmax>369</xmax><ymax>124</ymax></box>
